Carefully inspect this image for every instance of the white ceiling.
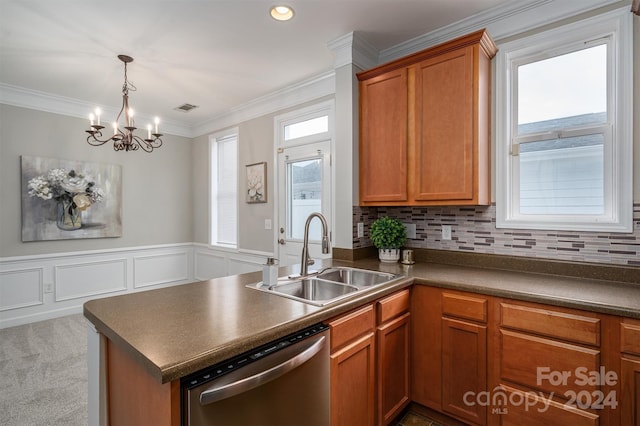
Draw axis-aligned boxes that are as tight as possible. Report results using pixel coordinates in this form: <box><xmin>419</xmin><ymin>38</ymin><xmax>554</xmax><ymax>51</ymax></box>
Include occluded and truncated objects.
<box><xmin>0</xmin><ymin>0</ymin><xmax>512</xmax><ymax>131</ymax></box>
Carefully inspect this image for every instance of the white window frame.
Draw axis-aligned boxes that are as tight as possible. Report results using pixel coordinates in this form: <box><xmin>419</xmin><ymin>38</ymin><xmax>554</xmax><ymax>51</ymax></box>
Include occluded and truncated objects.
<box><xmin>275</xmin><ymin>100</ymin><xmax>334</xmax><ymax>149</ymax></box>
<box><xmin>495</xmin><ymin>7</ymin><xmax>633</xmax><ymax>233</ymax></box>
<box><xmin>209</xmin><ymin>127</ymin><xmax>239</xmax><ymax>248</ymax></box>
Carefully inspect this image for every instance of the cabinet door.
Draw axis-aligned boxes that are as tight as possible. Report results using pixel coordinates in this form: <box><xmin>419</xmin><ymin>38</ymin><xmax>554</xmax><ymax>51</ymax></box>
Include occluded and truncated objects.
<box><xmin>377</xmin><ymin>312</ymin><xmax>411</xmax><ymax>425</ymax></box>
<box><xmin>621</xmin><ymin>357</ymin><xmax>640</xmax><ymax>426</ymax></box>
<box><xmin>411</xmin><ymin>286</ymin><xmax>442</xmax><ymax>409</ymax></box>
<box><xmin>442</xmin><ymin>317</ymin><xmax>487</xmax><ymax>425</ymax></box>
<box><xmin>414</xmin><ymin>46</ymin><xmax>475</xmax><ymax>202</ymax></box>
<box><xmin>330</xmin><ymin>332</ymin><xmax>376</xmax><ymax>426</ymax></box>
<box><xmin>359</xmin><ymin>68</ymin><xmax>408</xmax><ymax>203</ymax></box>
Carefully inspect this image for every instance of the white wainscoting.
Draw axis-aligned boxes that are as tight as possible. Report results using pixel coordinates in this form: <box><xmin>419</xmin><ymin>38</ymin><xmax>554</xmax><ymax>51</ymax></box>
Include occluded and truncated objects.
<box><xmin>0</xmin><ymin>243</ymin><xmax>270</xmax><ymax>329</ymax></box>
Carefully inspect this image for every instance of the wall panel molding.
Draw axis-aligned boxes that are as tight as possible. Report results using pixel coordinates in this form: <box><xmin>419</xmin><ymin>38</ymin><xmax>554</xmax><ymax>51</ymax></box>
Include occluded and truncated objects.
<box><xmin>54</xmin><ymin>259</ymin><xmax>127</xmax><ymax>302</ymax></box>
<box><xmin>134</xmin><ymin>251</ymin><xmax>189</xmax><ymax>289</ymax></box>
<box><xmin>0</xmin><ymin>243</ymin><xmax>269</xmax><ymax>328</ymax></box>
<box><xmin>0</xmin><ymin>267</ymin><xmax>44</xmax><ymax>311</ymax></box>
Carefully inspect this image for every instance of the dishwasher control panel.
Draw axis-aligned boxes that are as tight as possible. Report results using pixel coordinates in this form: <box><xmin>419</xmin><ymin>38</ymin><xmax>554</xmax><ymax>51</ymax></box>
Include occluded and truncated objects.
<box><xmin>181</xmin><ymin>322</ymin><xmax>329</xmax><ymax>390</ymax></box>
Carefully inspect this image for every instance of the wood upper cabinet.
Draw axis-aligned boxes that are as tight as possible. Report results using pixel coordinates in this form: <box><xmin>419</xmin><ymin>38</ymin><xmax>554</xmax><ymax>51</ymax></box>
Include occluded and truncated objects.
<box><xmin>359</xmin><ymin>68</ymin><xmax>408</xmax><ymax>203</ymax></box>
<box><xmin>358</xmin><ymin>29</ymin><xmax>496</xmax><ymax>206</ymax></box>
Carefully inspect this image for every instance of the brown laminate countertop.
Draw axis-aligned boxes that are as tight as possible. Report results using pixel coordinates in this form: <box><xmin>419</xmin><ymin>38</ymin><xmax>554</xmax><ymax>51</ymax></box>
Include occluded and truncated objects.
<box><xmin>83</xmin><ymin>258</ymin><xmax>640</xmax><ymax>384</ymax></box>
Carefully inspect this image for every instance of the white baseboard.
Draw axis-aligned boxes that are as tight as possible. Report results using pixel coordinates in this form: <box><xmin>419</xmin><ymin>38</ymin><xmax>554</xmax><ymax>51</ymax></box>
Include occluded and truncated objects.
<box><xmin>0</xmin><ymin>243</ymin><xmax>268</xmax><ymax>329</ymax></box>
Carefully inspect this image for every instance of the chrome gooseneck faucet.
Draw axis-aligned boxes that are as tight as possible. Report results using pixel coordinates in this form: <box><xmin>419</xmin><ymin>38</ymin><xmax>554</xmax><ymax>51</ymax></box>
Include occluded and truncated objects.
<box><xmin>300</xmin><ymin>212</ymin><xmax>329</xmax><ymax>277</ymax></box>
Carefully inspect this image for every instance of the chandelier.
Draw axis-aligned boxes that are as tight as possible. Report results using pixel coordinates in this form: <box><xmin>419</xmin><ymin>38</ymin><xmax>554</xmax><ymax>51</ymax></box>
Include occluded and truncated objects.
<box><xmin>86</xmin><ymin>55</ymin><xmax>163</xmax><ymax>153</ymax></box>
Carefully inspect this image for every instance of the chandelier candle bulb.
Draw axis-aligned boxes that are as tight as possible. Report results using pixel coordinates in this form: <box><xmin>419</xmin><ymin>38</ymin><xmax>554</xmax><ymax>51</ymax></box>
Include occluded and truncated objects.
<box><xmin>89</xmin><ymin>113</ymin><xmax>94</xmax><ymax>126</ymax></box>
<box><xmin>95</xmin><ymin>108</ymin><xmax>101</xmax><ymax>125</ymax></box>
<box><xmin>154</xmin><ymin>117</ymin><xmax>159</xmax><ymax>134</ymax></box>
<box><xmin>147</xmin><ymin>124</ymin><xmax>151</xmax><ymax>139</ymax></box>
<box><xmin>113</xmin><ymin>122</ymin><xmax>117</xmax><ymax>135</ymax></box>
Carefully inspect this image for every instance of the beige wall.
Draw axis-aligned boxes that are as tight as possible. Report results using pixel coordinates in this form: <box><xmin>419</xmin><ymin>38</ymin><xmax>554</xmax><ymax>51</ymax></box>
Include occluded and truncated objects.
<box><xmin>0</xmin><ymin>105</ymin><xmax>193</xmax><ymax>257</ymax></box>
<box><xmin>191</xmin><ymin>97</ymin><xmax>334</xmax><ymax>253</ymax></box>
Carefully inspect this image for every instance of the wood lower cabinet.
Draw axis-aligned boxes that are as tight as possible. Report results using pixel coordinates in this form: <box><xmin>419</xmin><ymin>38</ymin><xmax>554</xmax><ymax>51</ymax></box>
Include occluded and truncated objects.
<box><xmin>410</xmin><ymin>286</ymin><xmax>638</xmax><ymax>426</ymax></box>
<box><xmin>358</xmin><ymin>29</ymin><xmax>496</xmax><ymax>206</ymax></box>
<box><xmin>328</xmin><ymin>289</ymin><xmax>412</xmax><ymax>426</ymax></box>
<box><xmin>493</xmin><ymin>299</ymin><xmax>610</xmax><ymax>426</ymax></box>
<box><xmin>377</xmin><ymin>290</ymin><xmax>411</xmax><ymax>425</ymax></box>
<box><xmin>412</xmin><ymin>287</ymin><xmax>489</xmax><ymax>425</ymax></box>
<box><xmin>621</xmin><ymin>319</ymin><xmax>640</xmax><ymax>425</ymax></box>
<box><xmin>442</xmin><ymin>318</ymin><xmax>487</xmax><ymax>424</ymax></box>
<box><xmin>328</xmin><ymin>304</ymin><xmax>376</xmax><ymax>426</ymax></box>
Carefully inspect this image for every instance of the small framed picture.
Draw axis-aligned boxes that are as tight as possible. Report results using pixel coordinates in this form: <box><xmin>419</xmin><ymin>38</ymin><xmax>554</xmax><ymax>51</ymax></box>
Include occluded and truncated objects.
<box><xmin>246</xmin><ymin>162</ymin><xmax>267</xmax><ymax>203</ymax></box>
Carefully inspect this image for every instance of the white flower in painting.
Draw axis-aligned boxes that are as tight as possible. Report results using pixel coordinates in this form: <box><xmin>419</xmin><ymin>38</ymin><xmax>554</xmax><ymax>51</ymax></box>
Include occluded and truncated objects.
<box><xmin>27</xmin><ymin>167</ymin><xmax>103</xmax><ymax>210</ymax></box>
<box><xmin>73</xmin><ymin>194</ymin><xmax>92</xmax><ymax>211</ymax></box>
<box><xmin>27</xmin><ymin>176</ymin><xmax>53</xmax><ymax>200</ymax></box>
<box><xmin>60</xmin><ymin>173</ymin><xmax>89</xmax><ymax>193</ymax></box>
<box><xmin>247</xmin><ymin>170</ymin><xmax>263</xmax><ymax>200</ymax></box>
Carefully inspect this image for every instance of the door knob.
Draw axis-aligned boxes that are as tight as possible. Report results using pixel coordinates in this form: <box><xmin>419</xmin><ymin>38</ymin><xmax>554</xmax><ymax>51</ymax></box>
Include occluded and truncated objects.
<box><xmin>278</xmin><ymin>238</ymin><xmax>285</xmax><ymax>245</ymax></box>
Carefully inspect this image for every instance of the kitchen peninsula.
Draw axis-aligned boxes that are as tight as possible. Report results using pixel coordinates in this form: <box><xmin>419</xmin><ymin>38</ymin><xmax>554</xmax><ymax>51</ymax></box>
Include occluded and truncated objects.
<box><xmin>84</xmin><ymin>255</ymin><xmax>640</xmax><ymax>426</ymax></box>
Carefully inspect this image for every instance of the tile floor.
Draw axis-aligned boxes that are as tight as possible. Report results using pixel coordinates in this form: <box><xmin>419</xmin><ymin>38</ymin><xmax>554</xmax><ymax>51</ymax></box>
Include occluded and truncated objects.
<box><xmin>397</xmin><ymin>412</ymin><xmax>446</xmax><ymax>426</ymax></box>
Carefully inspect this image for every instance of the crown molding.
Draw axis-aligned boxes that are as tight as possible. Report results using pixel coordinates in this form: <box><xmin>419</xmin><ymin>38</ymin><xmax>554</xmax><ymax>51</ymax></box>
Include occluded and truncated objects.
<box><xmin>191</xmin><ymin>71</ymin><xmax>335</xmax><ymax>138</ymax></box>
<box><xmin>378</xmin><ymin>0</ymin><xmax>622</xmax><ymax>64</ymax></box>
<box><xmin>327</xmin><ymin>32</ymin><xmax>378</xmax><ymax>70</ymax></box>
<box><xmin>0</xmin><ymin>82</ymin><xmax>192</xmax><ymax>138</ymax></box>
<box><xmin>1</xmin><ymin>71</ymin><xmax>335</xmax><ymax>140</ymax></box>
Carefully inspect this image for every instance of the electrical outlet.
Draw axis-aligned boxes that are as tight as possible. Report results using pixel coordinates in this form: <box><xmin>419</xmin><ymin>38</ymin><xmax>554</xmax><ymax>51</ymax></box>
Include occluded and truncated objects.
<box><xmin>357</xmin><ymin>222</ymin><xmax>364</xmax><ymax>238</ymax></box>
<box><xmin>264</xmin><ymin>219</ymin><xmax>272</xmax><ymax>230</ymax></box>
<box><xmin>442</xmin><ymin>225</ymin><xmax>452</xmax><ymax>241</ymax></box>
<box><xmin>44</xmin><ymin>283</ymin><xmax>54</xmax><ymax>294</ymax></box>
<box><xmin>403</xmin><ymin>223</ymin><xmax>416</xmax><ymax>239</ymax></box>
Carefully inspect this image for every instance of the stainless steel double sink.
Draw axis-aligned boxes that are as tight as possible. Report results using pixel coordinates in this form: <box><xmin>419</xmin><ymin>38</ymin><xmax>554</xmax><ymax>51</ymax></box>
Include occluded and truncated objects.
<box><xmin>246</xmin><ymin>267</ymin><xmax>402</xmax><ymax>306</ymax></box>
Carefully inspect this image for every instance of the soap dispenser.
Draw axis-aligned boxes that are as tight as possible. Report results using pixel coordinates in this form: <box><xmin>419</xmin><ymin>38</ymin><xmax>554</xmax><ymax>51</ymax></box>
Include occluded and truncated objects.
<box><xmin>262</xmin><ymin>257</ymin><xmax>278</xmax><ymax>286</ymax></box>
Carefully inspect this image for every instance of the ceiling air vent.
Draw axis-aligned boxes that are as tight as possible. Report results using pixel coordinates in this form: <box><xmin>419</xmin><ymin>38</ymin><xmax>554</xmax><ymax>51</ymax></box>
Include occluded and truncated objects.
<box><xmin>174</xmin><ymin>103</ymin><xmax>199</xmax><ymax>113</ymax></box>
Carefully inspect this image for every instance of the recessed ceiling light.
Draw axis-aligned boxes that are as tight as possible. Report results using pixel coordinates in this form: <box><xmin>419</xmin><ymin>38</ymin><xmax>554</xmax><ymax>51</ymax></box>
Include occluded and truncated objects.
<box><xmin>270</xmin><ymin>5</ymin><xmax>294</xmax><ymax>21</ymax></box>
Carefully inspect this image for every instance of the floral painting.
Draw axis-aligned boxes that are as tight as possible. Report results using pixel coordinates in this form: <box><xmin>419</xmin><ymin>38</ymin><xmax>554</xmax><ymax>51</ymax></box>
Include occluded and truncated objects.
<box><xmin>21</xmin><ymin>155</ymin><xmax>122</xmax><ymax>241</ymax></box>
<box><xmin>246</xmin><ymin>162</ymin><xmax>267</xmax><ymax>203</ymax></box>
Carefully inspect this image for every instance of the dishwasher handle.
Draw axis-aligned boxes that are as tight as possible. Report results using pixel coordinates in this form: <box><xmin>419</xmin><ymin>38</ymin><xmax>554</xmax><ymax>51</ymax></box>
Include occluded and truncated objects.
<box><xmin>199</xmin><ymin>333</ymin><xmax>327</xmax><ymax>406</ymax></box>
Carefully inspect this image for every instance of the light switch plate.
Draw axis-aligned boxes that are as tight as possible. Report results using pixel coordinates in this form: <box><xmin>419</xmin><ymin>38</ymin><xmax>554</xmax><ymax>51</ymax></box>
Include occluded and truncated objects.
<box><xmin>404</xmin><ymin>223</ymin><xmax>416</xmax><ymax>239</ymax></box>
<box><xmin>442</xmin><ymin>225</ymin><xmax>452</xmax><ymax>240</ymax></box>
<box><xmin>357</xmin><ymin>222</ymin><xmax>364</xmax><ymax>238</ymax></box>
<box><xmin>264</xmin><ymin>219</ymin><xmax>272</xmax><ymax>230</ymax></box>
<box><xmin>44</xmin><ymin>283</ymin><xmax>54</xmax><ymax>294</ymax></box>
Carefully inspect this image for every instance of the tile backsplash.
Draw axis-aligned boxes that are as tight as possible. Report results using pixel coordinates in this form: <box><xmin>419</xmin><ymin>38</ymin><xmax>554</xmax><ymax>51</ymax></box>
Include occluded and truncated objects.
<box><xmin>353</xmin><ymin>204</ymin><xmax>640</xmax><ymax>267</ymax></box>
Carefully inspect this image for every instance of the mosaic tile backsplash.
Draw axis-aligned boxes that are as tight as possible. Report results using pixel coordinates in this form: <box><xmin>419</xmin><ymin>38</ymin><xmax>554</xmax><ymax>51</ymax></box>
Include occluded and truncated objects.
<box><xmin>353</xmin><ymin>204</ymin><xmax>640</xmax><ymax>267</ymax></box>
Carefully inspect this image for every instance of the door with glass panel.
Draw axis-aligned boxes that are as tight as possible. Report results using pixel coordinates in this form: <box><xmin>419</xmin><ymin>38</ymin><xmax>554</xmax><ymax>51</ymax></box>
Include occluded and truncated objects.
<box><xmin>277</xmin><ymin>141</ymin><xmax>331</xmax><ymax>267</ymax></box>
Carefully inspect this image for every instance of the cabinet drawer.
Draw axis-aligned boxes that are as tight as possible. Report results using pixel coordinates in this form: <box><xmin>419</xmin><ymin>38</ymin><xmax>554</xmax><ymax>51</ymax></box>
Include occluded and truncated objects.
<box><xmin>501</xmin><ymin>303</ymin><xmax>600</xmax><ymax>347</ymax></box>
<box><xmin>377</xmin><ymin>289</ymin><xmax>410</xmax><ymax>324</ymax></box>
<box><xmin>328</xmin><ymin>304</ymin><xmax>375</xmax><ymax>352</ymax></box>
<box><xmin>499</xmin><ymin>384</ymin><xmax>599</xmax><ymax>426</ymax></box>
<box><xmin>621</xmin><ymin>319</ymin><xmax>640</xmax><ymax>356</ymax></box>
<box><xmin>442</xmin><ymin>292</ymin><xmax>487</xmax><ymax>323</ymax></box>
<box><xmin>500</xmin><ymin>329</ymin><xmax>600</xmax><ymax>396</ymax></box>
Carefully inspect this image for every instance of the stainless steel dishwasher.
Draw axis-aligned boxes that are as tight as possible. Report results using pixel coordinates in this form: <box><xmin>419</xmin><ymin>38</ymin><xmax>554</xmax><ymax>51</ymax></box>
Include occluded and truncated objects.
<box><xmin>181</xmin><ymin>323</ymin><xmax>330</xmax><ymax>426</ymax></box>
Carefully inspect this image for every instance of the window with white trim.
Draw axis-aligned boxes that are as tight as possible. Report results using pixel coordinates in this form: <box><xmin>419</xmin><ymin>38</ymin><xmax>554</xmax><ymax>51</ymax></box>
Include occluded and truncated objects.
<box><xmin>210</xmin><ymin>129</ymin><xmax>238</xmax><ymax>247</ymax></box>
<box><xmin>496</xmin><ymin>8</ymin><xmax>633</xmax><ymax>232</ymax></box>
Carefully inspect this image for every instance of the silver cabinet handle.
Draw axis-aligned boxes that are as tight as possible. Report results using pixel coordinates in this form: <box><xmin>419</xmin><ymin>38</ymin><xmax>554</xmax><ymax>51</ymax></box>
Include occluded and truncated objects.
<box><xmin>199</xmin><ymin>334</ymin><xmax>326</xmax><ymax>406</ymax></box>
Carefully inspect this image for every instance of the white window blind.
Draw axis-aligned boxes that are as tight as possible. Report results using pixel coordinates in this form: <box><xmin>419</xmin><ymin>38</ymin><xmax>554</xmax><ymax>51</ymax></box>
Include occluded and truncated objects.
<box><xmin>211</xmin><ymin>132</ymin><xmax>238</xmax><ymax>246</ymax></box>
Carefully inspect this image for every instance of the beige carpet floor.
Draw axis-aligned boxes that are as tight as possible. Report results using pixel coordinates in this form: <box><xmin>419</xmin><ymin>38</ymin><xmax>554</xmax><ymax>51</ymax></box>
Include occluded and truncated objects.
<box><xmin>0</xmin><ymin>314</ymin><xmax>87</xmax><ymax>426</ymax></box>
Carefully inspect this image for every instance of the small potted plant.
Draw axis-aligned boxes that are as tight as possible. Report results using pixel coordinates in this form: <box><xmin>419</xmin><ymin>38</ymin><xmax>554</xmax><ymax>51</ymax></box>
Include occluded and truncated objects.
<box><xmin>369</xmin><ymin>216</ymin><xmax>407</xmax><ymax>263</ymax></box>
